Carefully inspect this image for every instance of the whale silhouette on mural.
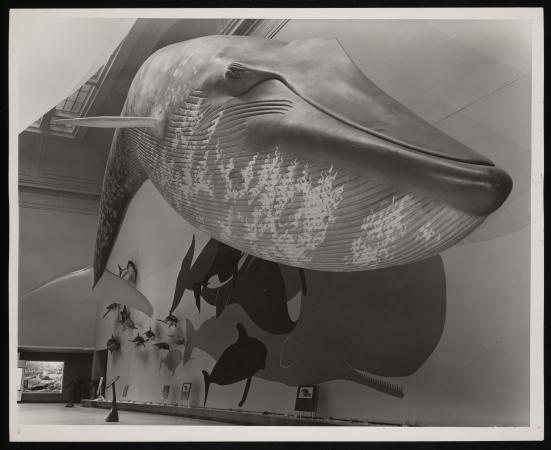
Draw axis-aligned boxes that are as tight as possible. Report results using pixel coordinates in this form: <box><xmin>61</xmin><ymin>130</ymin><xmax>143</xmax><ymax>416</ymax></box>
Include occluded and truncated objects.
<box><xmin>169</xmin><ymin>235</ymin><xmax>243</xmax><ymax>313</ymax></box>
<box><xmin>202</xmin><ymin>323</ymin><xmax>267</xmax><ymax>407</ymax></box>
<box><xmin>54</xmin><ymin>35</ymin><xmax>511</xmax><ymax>292</ymax></box>
<box><xmin>171</xmin><ymin>235</ymin><xmax>305</xmax><ymax>334</ymax></box>
<box><xmin>201</xmin><ymin>254</ymin><xmax>305</xmax><ymax>334</ymax></box>
<box><xmin>185</xmin><ymin>255</ymin><xmax>446</xmax><ymax>398</ymax></box>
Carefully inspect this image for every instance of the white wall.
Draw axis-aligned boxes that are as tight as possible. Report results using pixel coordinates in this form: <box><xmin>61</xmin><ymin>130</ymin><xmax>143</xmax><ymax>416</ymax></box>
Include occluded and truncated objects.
<box><xmin>18</xmin><ymin>206</ymin><xmax>99</xmax><ymax>348</ymax></box>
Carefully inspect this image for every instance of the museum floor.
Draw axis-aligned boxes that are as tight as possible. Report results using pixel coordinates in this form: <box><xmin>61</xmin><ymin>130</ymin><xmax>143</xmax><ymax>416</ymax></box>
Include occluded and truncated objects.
<box><xmin>16</xmin><ymin>403</ymin><xmax>229</xmax><ymax>425</ymax></box>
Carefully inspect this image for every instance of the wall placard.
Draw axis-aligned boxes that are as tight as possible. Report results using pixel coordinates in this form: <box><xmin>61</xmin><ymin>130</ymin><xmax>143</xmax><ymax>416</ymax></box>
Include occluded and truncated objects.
<box><xmin>294</xmin><ymin>385</ymin><xmax>319</xmax><ymax>415</ymax></box>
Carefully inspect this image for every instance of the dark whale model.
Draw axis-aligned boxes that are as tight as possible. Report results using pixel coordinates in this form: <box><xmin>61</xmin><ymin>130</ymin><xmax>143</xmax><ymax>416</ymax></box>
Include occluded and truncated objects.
<box><xmin>55</xmin><ymin>35</ymin><xmax>512</xmax><ymax>288</ymax></box>
<box><xmin>202</xmin><ymin>323</ymin><xmax>267</xmax><ymax>407</ymax></box>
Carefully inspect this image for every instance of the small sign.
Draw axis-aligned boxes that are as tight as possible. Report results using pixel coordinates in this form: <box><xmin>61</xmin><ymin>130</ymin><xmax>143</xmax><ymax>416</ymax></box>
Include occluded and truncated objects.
<box><xmin>180</xmin><ymin>382</ymin><xmax>192</xmax><ymax>405</ymax></box>
<box><xmin>294</xmin><ymin>385</ymin><xmax>319</xmax><ymax>413</ymax></box>
<box><xmin>122</xmin><ymin>384</ymin><xmax>129</xmax><ymax>398</ymax></box>
<box><xmin>161</xmin><ymin>385</ymin><xmax>171</xmax><ymax>401</ymax></box>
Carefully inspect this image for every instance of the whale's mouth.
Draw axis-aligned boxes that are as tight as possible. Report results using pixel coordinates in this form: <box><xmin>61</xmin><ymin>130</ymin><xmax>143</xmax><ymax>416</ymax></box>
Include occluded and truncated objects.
<box><xmin>242</xmin><ymin>78</ymin><xmax>512</xmax><ymax>218</ymax></box>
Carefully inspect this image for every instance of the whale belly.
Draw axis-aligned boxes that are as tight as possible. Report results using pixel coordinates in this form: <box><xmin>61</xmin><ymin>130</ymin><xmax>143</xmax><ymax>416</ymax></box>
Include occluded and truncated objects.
<box><xmin>127</xmin><ymin>91</ymin><xmax>483</xmax><ymax>271</ymax></box>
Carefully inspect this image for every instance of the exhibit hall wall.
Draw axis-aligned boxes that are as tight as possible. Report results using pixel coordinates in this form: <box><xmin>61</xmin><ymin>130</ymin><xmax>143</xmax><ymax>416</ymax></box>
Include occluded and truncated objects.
<box><xmin>16</xmin><ymin>18</ymin><xmax>531</xmax><ymax>427</ymax></box>
<box><xmin>92</xmin><ymin>19</ymin><xmax>531</xmax><ymax>426</ymax></box>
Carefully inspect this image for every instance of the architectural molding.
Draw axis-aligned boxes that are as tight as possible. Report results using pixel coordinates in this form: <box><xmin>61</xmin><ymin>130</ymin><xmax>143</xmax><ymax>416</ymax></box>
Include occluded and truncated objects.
<box><xmin>221</xmin><ymin>19</ymin><xmax>290</xmax><ymax>38</ymax></box>
<box><xmin>19</xmin><ymin>185</ymin><xmax>100</xmax><ymax>216</ymax></box>
<box><xmin>18</xmin><ymin>346</ymin><xmax>96</xmax><ymax>353</ymax></box>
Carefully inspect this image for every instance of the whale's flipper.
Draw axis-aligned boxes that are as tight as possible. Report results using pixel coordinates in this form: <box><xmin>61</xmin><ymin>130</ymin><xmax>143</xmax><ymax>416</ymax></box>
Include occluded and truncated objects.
<box><xmin>91</xmin><ymin>269</ymin><xmax>153</xmax><ymax>317</ymax></box>
<box><xmin>53</xmin><ymin>116</ymin><xmax>161</xmax><ymax>132</ymax></box>
<box><xmin>20</xmin><ymin>264</ymin><xmax>153</xmax><ymax>317</ymax></box>
<box><xmin>93</xmin><ymin>129</ymin><xmax>148</xmax><ymax>286</ymax></box>
<box><xmin>20</xmin><ymin>265</ymin><xmax>93</xmax><ymax>304</ymax></box>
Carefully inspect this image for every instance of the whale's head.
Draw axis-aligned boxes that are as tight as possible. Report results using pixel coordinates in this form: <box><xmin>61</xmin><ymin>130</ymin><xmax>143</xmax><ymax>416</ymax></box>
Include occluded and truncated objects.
<box><xmin>58</xmin><ymin>35</ymin><xmax>512</xmax><ymax>282</ymax></box>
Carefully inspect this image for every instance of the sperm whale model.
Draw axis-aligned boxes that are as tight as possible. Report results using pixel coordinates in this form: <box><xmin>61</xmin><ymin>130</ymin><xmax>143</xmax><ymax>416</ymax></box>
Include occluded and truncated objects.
<box><xmin>55</xmin><ymin>35</ymin><xmax>512</xmax><ymax>288</ymax></box>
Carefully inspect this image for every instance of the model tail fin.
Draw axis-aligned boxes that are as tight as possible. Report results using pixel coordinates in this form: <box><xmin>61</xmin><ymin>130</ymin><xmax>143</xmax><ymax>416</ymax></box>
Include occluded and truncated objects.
<box><xmin>202</xmin><ymin>370</ymin><xmax>211</xmax><ymax>407</ymax></box>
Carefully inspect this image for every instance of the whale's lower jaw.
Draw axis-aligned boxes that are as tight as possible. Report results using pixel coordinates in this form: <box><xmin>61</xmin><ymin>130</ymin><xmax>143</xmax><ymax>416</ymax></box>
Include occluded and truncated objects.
<box><xmin>127</xmin><ymin>123</ymin><xmax>484</xmax><ymax>272</ymax></box>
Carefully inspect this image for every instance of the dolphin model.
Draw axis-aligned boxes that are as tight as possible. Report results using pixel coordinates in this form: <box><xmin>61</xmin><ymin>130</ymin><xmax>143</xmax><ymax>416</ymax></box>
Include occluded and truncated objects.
<box><xmin>103</xmin><ymin>302</ymin><xmax>120</xmax><ymax>319</ymax></box>
<box><xmin>106</xmin><ymin>335</ymin><xmax>121</xmax><ymax>353</ymax></box>
<box><xmin>202</xmin><ymin>323</ymin><xmax>267</xmax><ymax>407</ymax></box>
<box><xmin>128</xmin><ymin>332</ymin><xmax>146</xmax><ymax>347</ymax></box>
<box><xmin>157</xmin><ymin>314</ymin><xmax>179</xmax><ymax>327</ymax></box>
<box><xmin>55</xmin><ymin>35</ymin><xmax>512</xmax><ymax>287</ymax></box>
<box><xmin>184</xmin><ymin>255</ymin><xmax>446</xmax><ymax>399</ymax></box>
<box><xmin>143</xmin><ymin>327</ymin><xmax>156</xmax><ymax>341</ymax></box>
<box><xmin>153</xmin><ymin>342</ymin><xmax>170</xmax><ymax>351</ymax></box>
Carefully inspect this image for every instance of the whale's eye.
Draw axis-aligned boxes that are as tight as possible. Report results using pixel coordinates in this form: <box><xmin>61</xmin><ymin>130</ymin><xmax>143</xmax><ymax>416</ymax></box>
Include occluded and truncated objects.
<box><xmin>225</xmin><ymin>63</ymin><xmax>248</xmax><ymax>80</ymax></box>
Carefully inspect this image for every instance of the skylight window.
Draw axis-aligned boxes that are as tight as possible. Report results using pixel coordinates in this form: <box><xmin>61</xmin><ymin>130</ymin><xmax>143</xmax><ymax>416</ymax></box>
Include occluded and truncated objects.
<box><xmin>27</xmin><ymin>41</ymin><xmax>123</xmax><ymax>138</ymax></box>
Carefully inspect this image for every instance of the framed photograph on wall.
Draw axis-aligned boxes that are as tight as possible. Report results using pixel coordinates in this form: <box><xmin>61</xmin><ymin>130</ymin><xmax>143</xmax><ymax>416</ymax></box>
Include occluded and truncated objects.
<box><xmin>294</xmin><ymin>385</ymin><xmax>319</xmax><ymax>414</ymax></box>
<box><xmin>180</xmin><ymin>383</ymin><xmax>192</xmax><ymax>400</ymax></box>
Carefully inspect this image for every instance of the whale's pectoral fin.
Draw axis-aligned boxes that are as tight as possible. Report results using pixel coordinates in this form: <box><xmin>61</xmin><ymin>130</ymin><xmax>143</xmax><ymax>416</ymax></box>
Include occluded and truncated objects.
<box><xmin>238</xmin><ymin>377</ymin><xmax>252</xmax><ymax>407</ymax></box>
<box><xmin>20</xmin><ymin>265</ymin><xmax>93</xmax><ymax>304</ymax></box>
<box><xmin>91</xmin><ymin>269</ymin><xmax>154</xmax><ymax>317</ymax></box>
<box><xmin>93</xmin><ymin>129</ymin><xmax>147</xmax><ymax>286</ymax></box>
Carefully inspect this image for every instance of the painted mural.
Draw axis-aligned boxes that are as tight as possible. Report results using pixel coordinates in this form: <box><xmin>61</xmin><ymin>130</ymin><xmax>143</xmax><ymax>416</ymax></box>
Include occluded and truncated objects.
<box><xmin>202</xmin><ymin>324</ymin><xmax>267</xmax><ymax>407</ymax></box>
<box><xmin>37</xmin><ymin>34</ymin><xmax>513</xmax><ymax>410</ymax></box>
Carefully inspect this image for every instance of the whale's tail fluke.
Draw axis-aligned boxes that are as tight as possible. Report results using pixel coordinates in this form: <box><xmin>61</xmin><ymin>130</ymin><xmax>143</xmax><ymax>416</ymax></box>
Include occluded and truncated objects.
<box><xmin>20</xmin><ymin>265</ymin><xmax>153</xmax><ymax>317</ymax></box>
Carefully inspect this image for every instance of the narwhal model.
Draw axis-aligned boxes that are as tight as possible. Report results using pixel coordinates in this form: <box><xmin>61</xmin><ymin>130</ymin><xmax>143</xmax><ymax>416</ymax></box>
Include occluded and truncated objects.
<box><xmin>54</xmin><ymin>35</ymin><xmax>512</xmax><ymax>294</ymax></box>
